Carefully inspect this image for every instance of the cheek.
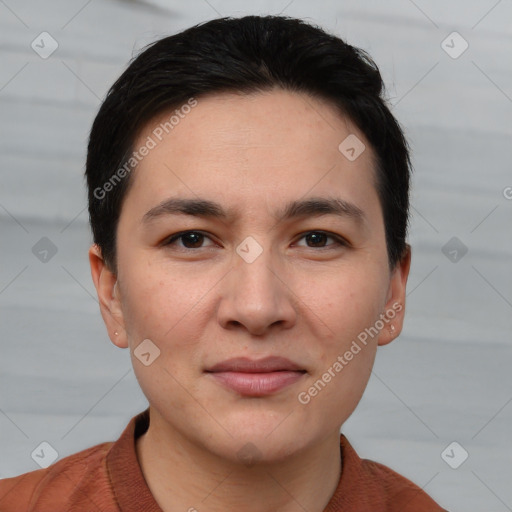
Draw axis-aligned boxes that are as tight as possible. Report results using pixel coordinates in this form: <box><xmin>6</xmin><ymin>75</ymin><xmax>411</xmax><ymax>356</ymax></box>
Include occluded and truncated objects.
<box><xmin>120</xmin><ymin>264</ymin><xmax>208</xmax><ymax>410</ymax></box>
<box><xmin>119</xmin><ymin>257</ymin><xmax>219</xmax><ymax>397</ymax></box>
<box><xmin>296</xmin><ymin>264</ymin><xmax>388</xmax><ymax>344</ymax></box>
<box><xmin>120</xmin><ymin>255</ymin><xmax>210</xmax><ymax>338</ymax></box>
<box><xmin>297</xmin><ymin>280</ymin><xmax>381</xmax><ymax>426</ymax></box>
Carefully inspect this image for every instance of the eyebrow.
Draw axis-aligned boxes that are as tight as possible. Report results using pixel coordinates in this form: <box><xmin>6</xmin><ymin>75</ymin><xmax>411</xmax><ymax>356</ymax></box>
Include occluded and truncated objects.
<box><xmin>142</xmin><ymin>196</ymin><xmax>366</xmax><ymax>225</ymax></box>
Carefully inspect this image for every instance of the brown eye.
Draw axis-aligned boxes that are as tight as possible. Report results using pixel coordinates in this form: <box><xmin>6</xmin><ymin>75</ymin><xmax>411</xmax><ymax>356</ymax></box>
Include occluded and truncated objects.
<box><xmin>305</xmin><ymin>232</ymin><xmax>328</xmax><ymax>247</ymax></box>
<box><xmin>296</xmin><ymin>231</ymin><xmax>346</xmax><ymax>249</ymax></box>
<box><xmin>164</xmin><ymin>231</ymin><xmax>214</xmax><ymax>249</ymax></box>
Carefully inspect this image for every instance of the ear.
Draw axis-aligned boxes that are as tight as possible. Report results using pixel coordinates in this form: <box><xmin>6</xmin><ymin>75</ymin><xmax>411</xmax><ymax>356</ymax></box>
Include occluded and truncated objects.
<box><xmin>88</xmin><ymin>243</ymin><xmax>128</xmax><ymax>349</ymax></box>
<box><xmin>378</xmin><ymin>244</ymin><xmax>411</xmax><ymax>346</ymax></box>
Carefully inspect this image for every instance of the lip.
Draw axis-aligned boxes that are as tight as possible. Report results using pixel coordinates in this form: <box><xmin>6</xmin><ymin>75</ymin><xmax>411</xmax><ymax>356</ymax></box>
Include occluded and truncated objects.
<box><xmin>205</xmin><ymin>357</ymin><xmax>306</xmax><ymax>397</ymax></box>
<box><xmin>206</xmin><ymin>356</ymin><xmax>304</xmax><ymax>373</ymax></box>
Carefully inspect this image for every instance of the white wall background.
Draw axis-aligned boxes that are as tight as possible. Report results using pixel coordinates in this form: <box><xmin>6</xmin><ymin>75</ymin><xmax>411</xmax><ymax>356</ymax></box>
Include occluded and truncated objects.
<box><xmin>1</xmin><ymin>1</ymin><xmax>511</xmax><ymax>511</ymax></box>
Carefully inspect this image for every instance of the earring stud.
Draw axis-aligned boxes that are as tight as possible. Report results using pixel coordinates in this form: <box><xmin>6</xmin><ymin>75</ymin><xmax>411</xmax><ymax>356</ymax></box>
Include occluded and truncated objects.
<box><xmin>114</xmin><ymin>331</ymin><xmax>119</xmax><ymax>336</ymax></box>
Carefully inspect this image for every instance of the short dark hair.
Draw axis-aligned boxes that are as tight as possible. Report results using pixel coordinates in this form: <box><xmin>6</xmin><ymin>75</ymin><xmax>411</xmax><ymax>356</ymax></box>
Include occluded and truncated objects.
<box><xmin>85</xmin><ymin>15</ymin><xmax>411</xmax><ymax>274</ymax></box>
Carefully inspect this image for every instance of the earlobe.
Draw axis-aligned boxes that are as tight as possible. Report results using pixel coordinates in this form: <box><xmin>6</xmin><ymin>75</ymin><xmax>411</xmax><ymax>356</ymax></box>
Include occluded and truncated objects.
<box><xmin>378</xmin><ymin>244</ymin><xmax>411</xmax><ymax>346</ymax></box>
<box><xmin>88</xmin><ymin>244</ymin><xmax>128</xmax><ymax>349</ymax></box>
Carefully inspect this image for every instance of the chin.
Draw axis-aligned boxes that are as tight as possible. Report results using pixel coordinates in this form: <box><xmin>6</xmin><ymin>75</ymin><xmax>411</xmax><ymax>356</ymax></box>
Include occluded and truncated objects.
<box><xmin>222</xmin><ymin>434</ymin><xmax>307</xmax><ymax>466</ymax></box>
<box><xmin>217</xmin><ymin>420</ymin><xmax>312</xmax><ymax>462</ymax></box>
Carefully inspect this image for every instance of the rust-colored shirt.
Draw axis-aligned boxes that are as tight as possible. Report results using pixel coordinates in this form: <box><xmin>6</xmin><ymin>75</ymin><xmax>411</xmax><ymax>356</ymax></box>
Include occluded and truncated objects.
<box><xmin>0</xmin><ymin>408</ymin><xmax>446</xmax><ymax>511</ymax></box>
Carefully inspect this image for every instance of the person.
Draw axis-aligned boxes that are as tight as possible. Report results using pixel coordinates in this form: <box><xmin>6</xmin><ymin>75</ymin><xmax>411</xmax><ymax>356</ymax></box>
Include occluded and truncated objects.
<box><xmin>0</xmin><ymin>14</ymin><xmax>448</xmax><ymax>512</ymax></box>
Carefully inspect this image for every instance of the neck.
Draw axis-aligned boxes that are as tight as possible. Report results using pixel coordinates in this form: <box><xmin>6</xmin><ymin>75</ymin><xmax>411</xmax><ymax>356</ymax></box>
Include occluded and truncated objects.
<box><xmin>135</xmin><ymin>410</ymin><xmax>342</xmax><ymax>512</ymax></box>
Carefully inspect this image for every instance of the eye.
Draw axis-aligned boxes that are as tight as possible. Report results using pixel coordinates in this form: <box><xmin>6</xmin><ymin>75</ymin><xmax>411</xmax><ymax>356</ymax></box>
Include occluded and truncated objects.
<box><xmin>162</xmin><ymin>230</ymin><xmax>348</xmax><ymax>251</ymax></box>
<box><xmin>295</xmin><ymin>231</ymin><xmax>347</xmax><ymax>249</ymax></box>
<box><xmin>163</xmin><ymin>231</ymin><xmax>216</xmax><ymax>249</ymax></box>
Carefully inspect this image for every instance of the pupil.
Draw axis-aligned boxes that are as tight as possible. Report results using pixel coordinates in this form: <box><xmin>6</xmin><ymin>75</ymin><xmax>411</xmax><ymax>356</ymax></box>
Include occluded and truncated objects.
<box><xmin>183</xmin><ymin>233</ymin><xmax>203</xmax><ymax>248</ymax></box>
<box><xmin>308</xmin><ymin>232</ymin><xmax>326</xmax><ymax>247</ymax></box>
<box><xmin>180</xmin><ymin>232</ymin><xmax>327</xmax><ymax>248</ymax></box>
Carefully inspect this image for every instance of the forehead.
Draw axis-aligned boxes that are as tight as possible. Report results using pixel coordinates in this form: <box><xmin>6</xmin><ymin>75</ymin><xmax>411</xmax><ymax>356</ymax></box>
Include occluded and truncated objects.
<box><xmin>122</xmin><ymin>89</ymin><xmax>380</xmax><ymax>222</ymax></box>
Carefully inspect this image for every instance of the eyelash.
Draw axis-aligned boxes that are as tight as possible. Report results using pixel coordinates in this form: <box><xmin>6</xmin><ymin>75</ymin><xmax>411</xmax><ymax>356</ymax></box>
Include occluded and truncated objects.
<box><xmin>162</xmin><ymin>230</ymin><xmax>348</xmax><ymax>250</ymax></box>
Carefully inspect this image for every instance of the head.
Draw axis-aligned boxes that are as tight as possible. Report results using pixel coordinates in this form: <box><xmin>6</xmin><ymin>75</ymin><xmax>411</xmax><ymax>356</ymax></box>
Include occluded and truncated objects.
<box><xmin>87</xmin><ymin>15</ymin><xmax>411</xmax><ymax>463</ymax></box>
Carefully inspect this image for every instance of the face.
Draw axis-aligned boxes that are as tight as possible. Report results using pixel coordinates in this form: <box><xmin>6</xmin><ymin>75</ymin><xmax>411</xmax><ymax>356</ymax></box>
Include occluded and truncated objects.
<box><xmin>89</xmin><ymin>89</ymin><xmax>410</xmax><ymax>463</ymax></box>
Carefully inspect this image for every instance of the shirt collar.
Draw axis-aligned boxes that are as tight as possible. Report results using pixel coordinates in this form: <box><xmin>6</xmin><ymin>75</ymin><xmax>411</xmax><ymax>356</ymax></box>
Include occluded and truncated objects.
<box><xmin>106</xmin><ymin>408</ymin><xmax>362</xmax><ymax>512</ymax></box>
<box><xmin>106</xmin><ymin>407</ymin><xmax>162</xmax><ymax>511</ymax></box>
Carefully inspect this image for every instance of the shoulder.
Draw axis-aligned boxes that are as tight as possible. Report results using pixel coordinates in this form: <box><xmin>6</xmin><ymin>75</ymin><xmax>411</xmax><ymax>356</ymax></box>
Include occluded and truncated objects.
<box><xmin>360</xmin><ymin>458</ymin><xmax>446</xmax><ymax>511</ymax></box>
<box><xmin>0</xmin><ymin>441</ymin><xmax>115</xmax><ymax>512</ymax></box>
<box><xmin>338</xmin><ymin>435</ymin><xmax>447</xmax><ymax>511</ymax></box>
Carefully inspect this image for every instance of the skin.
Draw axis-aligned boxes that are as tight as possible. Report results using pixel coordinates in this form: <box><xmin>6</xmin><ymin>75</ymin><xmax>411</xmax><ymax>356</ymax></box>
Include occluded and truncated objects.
<box><xmin>89</xmin><ymin>88</ymin><xmax>411</xmax><ymax>512</ymax></box>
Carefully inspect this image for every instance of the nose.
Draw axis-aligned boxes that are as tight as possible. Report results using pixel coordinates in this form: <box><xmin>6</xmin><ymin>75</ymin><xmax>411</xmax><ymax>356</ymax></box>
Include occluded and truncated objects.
<box><xmin>216</xmin><ymin>241</ymin><xmax>297</xmax><ymax>336</ymax></box>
